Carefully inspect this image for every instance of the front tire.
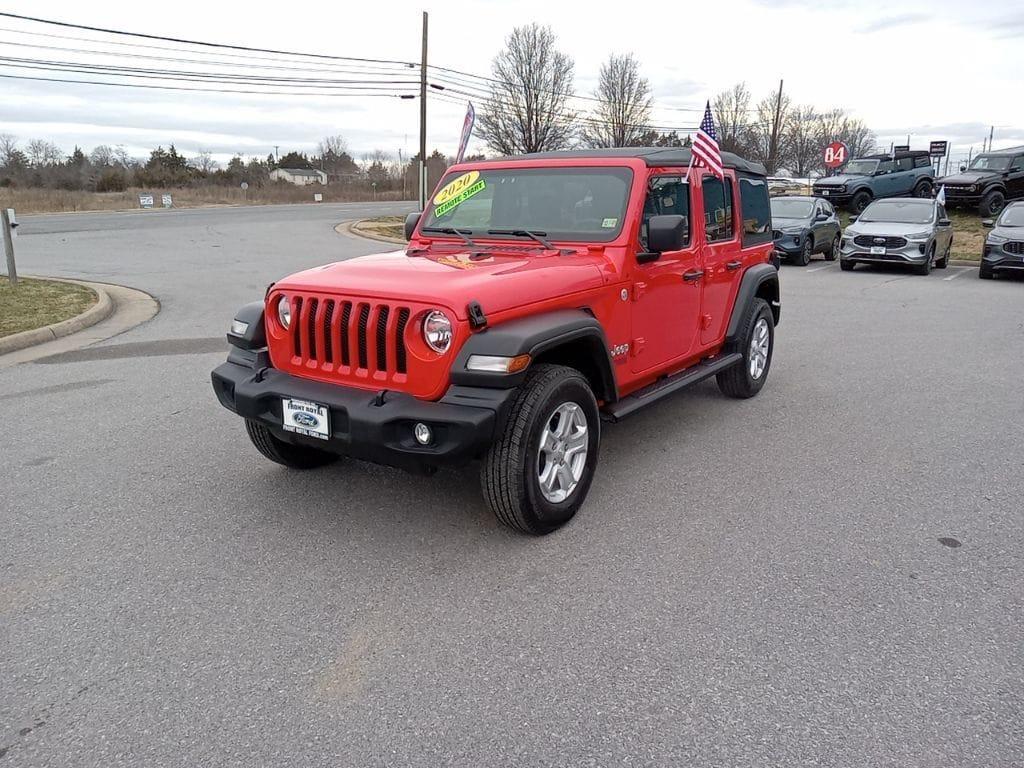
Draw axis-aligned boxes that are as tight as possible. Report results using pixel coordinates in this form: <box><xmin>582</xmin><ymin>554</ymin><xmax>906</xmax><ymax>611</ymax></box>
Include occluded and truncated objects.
<box><xmin>979</xmin><ymin>264</ymin><xmax>994</xmax><ymax>279</ymax></box>
<box><xmin>978</xmin><ymin>190</ymin><xmax>1005</xmax><ymax>218</ymax></box>
<box><xmin>824</xmin><ymin>233</ymin><xmax>840</xmax><ymax>261</ymax></box>
<box><xmin>481</xmin><ymin>364</ymin><xmax>600</xmax><ymax>535</ymax></box>
<box><xmin>840</xmin><ymin>259</ymin><xmax>856</xmax><ymax>271</ymax></box>
<box><xmin>244</xmin><ymin>419</ymin><xmax>340</xmax><ymax>469</ymax></box>
<box><xmin>717</xmin><ymin>298</ymin><xmax>774</xmax><ymax>399</ymax></box>
<box><xmin>914</xmin><ymin>245</ymin><xmax>934</xmax><ymax>275</ymax></box>
<box><xmin>795</xmin><ymin>237</ymin><xmax>812</xmax><ymax>266</ymax></box>
<box><xmin>850</xmin><ymin>190</ymin><xmax>872</xmax><ymax>214</ymax></box>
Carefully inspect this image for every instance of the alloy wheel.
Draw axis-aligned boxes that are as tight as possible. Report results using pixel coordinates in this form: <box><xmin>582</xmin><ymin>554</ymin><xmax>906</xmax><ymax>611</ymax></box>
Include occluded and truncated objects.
<box><xmin>536</xmin><ymin>402</ymin><xmax>589</xmax><ymax>504</ymax></box>
<box><xmin>749</xmin><ymin>318</ymin><xmax>770</xmax><ymax>380</ymax></box>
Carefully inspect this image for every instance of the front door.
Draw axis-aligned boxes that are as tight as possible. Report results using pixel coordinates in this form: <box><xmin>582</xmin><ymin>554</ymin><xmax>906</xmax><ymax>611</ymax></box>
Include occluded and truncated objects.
<box><xmin>1007</xmin><ymin>155</ymin><xmax>1024</xmax><ymax>199</ymax></box>
<box><xmin>630</xmin><ymin>175</ymin><xmax>701</xmax><ymax>374</ymax></box>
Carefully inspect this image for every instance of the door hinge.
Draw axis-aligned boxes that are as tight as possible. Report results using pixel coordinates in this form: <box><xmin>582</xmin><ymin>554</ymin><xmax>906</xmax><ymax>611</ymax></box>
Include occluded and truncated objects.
<box><xmin>631</xmin><ymin>337</ymin><xmax>646</xmax><ymax>356</ymax></box>
<box><xmin>632</xmin><ymin>281</ymin><xmax>647</xmax><ymax>301</ymax></box>
<box><xmin>701</xmin><ymin>313</ymin><xmax>713</xmax><ymax>330</ymax></box>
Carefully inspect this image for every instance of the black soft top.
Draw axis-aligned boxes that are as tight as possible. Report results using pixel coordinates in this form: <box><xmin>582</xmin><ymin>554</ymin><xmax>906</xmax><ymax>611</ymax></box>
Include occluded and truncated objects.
<box><xmin>495</xmin><ymin>147</ymin><xmax>767</xmax><ymax>177</ymax></box>
<box><xmin>862</xmin><ymin>150</ymin><xmax>931</xmax><ymax>160</ymax></box>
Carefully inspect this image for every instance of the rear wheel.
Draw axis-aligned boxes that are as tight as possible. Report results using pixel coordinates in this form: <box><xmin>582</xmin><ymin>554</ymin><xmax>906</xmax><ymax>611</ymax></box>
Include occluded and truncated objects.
<box><xmin>978</xmin><ymin>190</ymin><xmax>1005</xmax><ymax>217</ymax></box>
<box><xmin>913</xmin><ymin>179</ymin><xmax>934</xmax><ymax>198</ymax></box>
<box><xmin>481</xmin><ymin>364</ymin><xmax>600</xmax><ymax>535</ymax></box>
<box><xmin>244</xmin><ymin>419</ymin><xmax>340</xmax><ymax>469</ymax></box>
<box><xmin>824</xmin><ymin>233</ymin><xmax>840</xmax><ymax>261</ymax></box>
<box><xmin>936</xmin><ymin>241</ymin><xmax>950</xmax><ymax>269</ymax></box>
<box><xmin>717</xmin><ymin>298</ymin><xmax>774</xmax><ymax>399</ymax></box>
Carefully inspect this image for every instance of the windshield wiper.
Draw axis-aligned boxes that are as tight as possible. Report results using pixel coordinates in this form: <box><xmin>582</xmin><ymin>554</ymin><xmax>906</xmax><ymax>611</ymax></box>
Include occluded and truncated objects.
<box><xmin>487</xmin><ymin>229</ymin><xmax>555</xmax><ymax>249</ymax></box>
<box><xmin>421</xmin><ymin>226</ymin><xmax>478</xmax><ymax>247</ymax></box>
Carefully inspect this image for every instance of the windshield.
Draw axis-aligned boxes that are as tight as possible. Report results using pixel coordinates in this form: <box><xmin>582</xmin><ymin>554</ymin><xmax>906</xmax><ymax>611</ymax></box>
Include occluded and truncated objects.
<box><xmin>844</xmin><ymin>159</ymin><xmax>878</xmax><ymax>175</ymax></box>
<box><xmin>997</xmin><ymin>205</ymin><xmax>1024</xmax><ymax>227</ymax></box>
<box><xmin>969</xmin><ymin>155</ymin><xmax>1011</xmax><ymax>171</ymax></box>
<box><xmin>770</xmin><ymin>199</ymin><xmax>814</xmax><ymax>218</ymax></box>
<box><xmin>420</xmin><ymin>167</ymin><xmax>633</xmax><ymax>242</ymax></box>
<box><xmin>860</xmin><ymin>200</ymin><xmax>935</xmax><ymax>225</ymax></box>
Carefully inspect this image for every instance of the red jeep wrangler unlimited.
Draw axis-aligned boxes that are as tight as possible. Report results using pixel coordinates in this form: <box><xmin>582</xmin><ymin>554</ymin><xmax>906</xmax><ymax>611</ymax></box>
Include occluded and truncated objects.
<box><xmin>212</xmin><ymin>148</ymin><xmax>780</xmax><ymax>534</ymax></box>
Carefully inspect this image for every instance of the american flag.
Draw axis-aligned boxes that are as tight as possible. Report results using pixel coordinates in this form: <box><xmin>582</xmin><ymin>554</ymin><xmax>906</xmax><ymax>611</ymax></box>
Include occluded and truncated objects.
<box><xmin>691</xmin><ymin>101</ymin><xmax>724</xmax><ymax>179</ymax></box>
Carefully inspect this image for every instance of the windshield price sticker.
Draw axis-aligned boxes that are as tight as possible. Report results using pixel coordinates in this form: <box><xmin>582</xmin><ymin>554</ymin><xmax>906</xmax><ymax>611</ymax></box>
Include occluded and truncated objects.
<box><xmin>433</xmin><ymin>171</ymin><xmax>486</xmax><ymax>217</ymax></box>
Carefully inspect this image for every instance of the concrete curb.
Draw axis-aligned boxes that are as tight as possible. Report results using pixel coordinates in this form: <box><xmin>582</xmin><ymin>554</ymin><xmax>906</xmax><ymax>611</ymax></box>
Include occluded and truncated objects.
<box><xmin>949</xmin><ymin>259</ymin><xmax>980</xmax><ymax>267</ymax></box>
<box><xmin>336</xmin><ymin>219</ymin><xmax>407</xmax><ymax>245</ymax></box>
<box><xmin>0</xmin><ymin>279</ymin><xmax>113</xmax><ymax>356</ymax></box>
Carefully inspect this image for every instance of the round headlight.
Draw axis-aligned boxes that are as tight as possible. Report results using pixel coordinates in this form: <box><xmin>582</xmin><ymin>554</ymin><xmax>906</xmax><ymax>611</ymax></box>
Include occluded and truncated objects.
<box><xmin>423</xmin><ymin>310</ymin><xmax>452</xmax><ymax>353</ymax></box>
<box><xmin>277</xmin><ymin>295</ymin><xmax>291</xmax><ymax>329</ymax></box>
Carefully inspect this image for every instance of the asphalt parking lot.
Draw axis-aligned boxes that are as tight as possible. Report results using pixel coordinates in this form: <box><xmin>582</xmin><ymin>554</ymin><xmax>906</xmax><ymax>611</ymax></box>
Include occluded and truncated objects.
<box><xmin>2</xmin><ymin>204</ymin><xmax>1022</xmax><ymax>767</ymax></box>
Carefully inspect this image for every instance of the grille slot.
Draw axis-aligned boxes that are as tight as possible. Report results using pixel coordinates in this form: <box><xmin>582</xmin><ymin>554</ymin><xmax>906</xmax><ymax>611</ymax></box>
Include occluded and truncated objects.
<box><xmin>306</xmin><ymin>298</ymin><xmax>319</xmax><ymax>360</ymax></box>
<box><xmin>339</xmin><ymin>301</ymin><xmax>352</xmax><ymax>365</ymax></box>
<box><xmin>1005</xmin><ymin>241</ymin><xmax>1023</xmax><ymax>255</ymax></box>
<box><xmin>357</xmin><ymin>304</ymin><xmax>370</xmax><ymax>369</ymax></box>
<box><xmin>322</xmin><ymin>300</ymin><xmax>334</xmax><ymax>364</ymax></box>
<box><xmin>854</xmin><ymin>235</ymin><xmax>907</xmax><ymax>249</ymax></box>
<box><xmin>292</xmin><ymin>296</ymin><xmax>303</xmax><ymax>356</ymax></box>
<box><xmin>395</xmin><ymin>308</ymin><xmax>410</xmax><ymax>374</ymax></box>
<box><xmin>376</xmin><ymin>306</ymin><xmax>390</xmax><ymax>371</ymax></box>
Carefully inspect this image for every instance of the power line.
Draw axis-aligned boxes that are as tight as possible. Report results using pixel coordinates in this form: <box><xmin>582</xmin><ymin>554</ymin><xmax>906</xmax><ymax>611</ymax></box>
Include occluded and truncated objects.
<box><xmin>0</xmin><ymin>12</ymin><xmax>417</xmax><ymax>66</ymax></box>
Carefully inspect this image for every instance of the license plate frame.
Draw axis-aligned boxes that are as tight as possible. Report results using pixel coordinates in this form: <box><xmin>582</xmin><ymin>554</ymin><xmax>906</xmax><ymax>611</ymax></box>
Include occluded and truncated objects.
<box><xmin>282</xmin><ymin>397</ymin><xmax>330</xmax><ymax>440</ymax></box>
<box><xmin>870</xmin><ymin>246</ymin><xmax>886</xmax><ymax>255</ymax></box>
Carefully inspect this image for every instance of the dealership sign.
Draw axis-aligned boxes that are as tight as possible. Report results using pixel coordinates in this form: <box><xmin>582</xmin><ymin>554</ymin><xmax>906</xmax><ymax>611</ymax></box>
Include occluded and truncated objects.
<box><xmin>929</xmin><ymin>140</ymin><xmax>948</xmax><ymax>157</ymax></box>
<box><xmin>823</xmin><ymin>141</ymin><xmax>849</xmax><ymax>169</ymax></box>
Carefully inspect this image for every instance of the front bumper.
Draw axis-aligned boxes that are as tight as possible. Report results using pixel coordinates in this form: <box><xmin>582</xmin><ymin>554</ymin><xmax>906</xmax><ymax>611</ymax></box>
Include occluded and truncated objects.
<box><xmin>773</xmin><ymin>233</ymin><xmax>806</xmax><ymax>258</ymax></box>
<box><xmin>211</xmin><ymin>350</ymin><xmax>514</xmax><ymax>472</ymax></box>
<box><xmin>813</xmin><ymin>189</ymin><xmax>851</xmax><ymax>205</ymax></box>
<box><xmin>943</xmin><ymin>189</ymin><xmax>982</xmax><ymax>206</ymax></box>
<box><xmin>983</xmin><ymin>246</ymin><xmax>1024</xmax><ymax>273</ymax></box>
<box><xmin>840</xmin><ymin>238</ymin><xmax>931</xmax><ymax>266</ymax></box>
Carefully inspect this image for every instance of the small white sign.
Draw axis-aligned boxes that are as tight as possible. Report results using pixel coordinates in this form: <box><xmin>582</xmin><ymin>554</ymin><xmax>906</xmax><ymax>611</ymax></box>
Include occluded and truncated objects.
<box><xmin>240</xmin><ymin>181</ymin><xmax>249</xmax><ymax>190</ymax></box>
<box><xmin>139</xmin><ymin>194</ymin><xmax>154</xmax><ymax>208</ymax></box>
<box><xmin>162</xmin><ymin>194</ymin><xmax>173</xmax><ymax>208</ymax></box>
<box><xmin>313</xmin><ymin>193</ymin><xmax>323</xmax><ymax>203</ymax></box>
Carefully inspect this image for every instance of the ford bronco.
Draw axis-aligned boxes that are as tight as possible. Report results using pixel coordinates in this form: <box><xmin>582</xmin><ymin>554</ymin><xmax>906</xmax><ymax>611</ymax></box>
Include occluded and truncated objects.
<box><xmin>211</xmin><ymin>148</ymin><xmax>781</xmax><ymax>534</ymax></box>
<box><xmin>812</xmin><ymin>150</ymin><xmax>935</xmax><ymax>214</ymax></box>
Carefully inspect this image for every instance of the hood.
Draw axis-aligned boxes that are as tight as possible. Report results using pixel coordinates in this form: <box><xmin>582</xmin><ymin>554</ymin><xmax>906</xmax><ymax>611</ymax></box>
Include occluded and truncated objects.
<box><xmin>846</xmin><ymin>221</ymin><xmax>932</xmax><ymax>237</ymax></box>
<box><xmin>815</xmin><ymin>173</ymin><xmax>864</xmax><ymax>187</ymax></box>
<box><xmin>991</xmin><ymin>224</ymin><xmax>1024</xmax><ymax>241</ymax></box>
<box><xmin>938</xmin><ymin>170</ymin><xmax>996</xmax><ymax>186</ymax></box>
<box><xmin>773</xmin><ymin>216</ymin><xmax>810</xmax><ymax>230</ymax></box>
<box><xmin>275</xmin><ymin>245</ymin><xmax>609</xmax><ymax>320</ymax></box>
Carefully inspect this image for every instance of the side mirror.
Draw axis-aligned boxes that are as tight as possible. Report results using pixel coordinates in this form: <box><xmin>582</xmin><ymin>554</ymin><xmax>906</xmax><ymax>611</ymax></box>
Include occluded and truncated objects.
<box><xmin>403</xmin><ymin>211</ymin><xmax>421</xmax><ymax>240</ymax></box>
<box><xmin>982</xmin><ymin>219</ymin><xmax>995</xmax><ymax>228</ymax></box>
<box><xmin>646</xmin><ymin>215</ymin><xmax>688</xmax><ymax>253</ymax></box>
<box><xmin>814</xmin><ymin>213</ymin><xmax>829</xmax><ymax>222</ymax></box>
<box><xmin>938</xmin><ymin>218</ymin><xmax>951</xmax><ymax>227</ymax></box>
<box><xmin>848</xmin><ymin>215</ymin><xmax>858</xmax><ymax>223</ymax></box>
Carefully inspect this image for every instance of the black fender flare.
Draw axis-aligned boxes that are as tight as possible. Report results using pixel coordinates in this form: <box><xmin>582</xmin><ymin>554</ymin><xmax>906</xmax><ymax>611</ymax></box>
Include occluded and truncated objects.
<box><xmin>980</xmin><ymin>183</ymin><xmax>1007</xmax><ymax>197</ymax></box>
<box><xmin>226</xmin><ymin>301</ymin><xmax>267</xmax><ymax>350</ymax></box>
<box><xmin>726</xmin><ymin>264</ymin><xmax>780</xmax><ymax>344</ymax></box>
<box><xmin>450</xmin><ymin>308</ymin><xmax>618</xmax><ymax>402</ymax></box>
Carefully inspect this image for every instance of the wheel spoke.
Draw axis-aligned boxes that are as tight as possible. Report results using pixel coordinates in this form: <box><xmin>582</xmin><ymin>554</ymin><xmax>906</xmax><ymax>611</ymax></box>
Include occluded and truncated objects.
<box><xmin>555</xmin><ymin>462</ymin><xmax>574</xmax><ymax>492</ymax></box>
<box><xmin>538</xmin><ymin>459</ymin><xmax>558</xmax><ymax>494</ymax></box>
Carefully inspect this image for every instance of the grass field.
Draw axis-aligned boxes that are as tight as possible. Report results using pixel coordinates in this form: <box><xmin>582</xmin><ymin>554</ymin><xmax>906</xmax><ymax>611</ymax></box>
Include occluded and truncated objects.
<box><xmin>356</xmin><ymin>216</ymin><xmax>406</xmax><ymax>240</ymax></box>
<box><xmin>0</xmin><ymin>277</ymin><xmax>97</xmax><ymax>338</ymax></box>
<box><xmin>0</xmin><ymin>186</ymin><xmax>407</xmax><ymax>215</ymax></box>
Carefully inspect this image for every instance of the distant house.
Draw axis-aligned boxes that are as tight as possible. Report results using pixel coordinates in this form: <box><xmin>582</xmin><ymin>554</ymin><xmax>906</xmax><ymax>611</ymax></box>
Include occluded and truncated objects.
<box><xmin>270</xmin><ymin>168</ymin><xmax>327</xmax><ymax>186</ymax></box>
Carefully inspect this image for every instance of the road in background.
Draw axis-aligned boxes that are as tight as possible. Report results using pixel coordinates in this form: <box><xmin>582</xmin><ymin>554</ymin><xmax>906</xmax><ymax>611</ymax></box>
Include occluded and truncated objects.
<box><xmin>1</xmin><ymin>207</ymin><xmax>1022</xmax><ymax>767</ymax></box>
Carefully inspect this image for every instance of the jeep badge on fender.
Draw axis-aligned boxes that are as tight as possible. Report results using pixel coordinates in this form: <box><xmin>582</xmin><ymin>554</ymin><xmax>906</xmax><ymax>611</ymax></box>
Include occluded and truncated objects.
<box><xmin>211</xmin><ymin>148</ymin><xmax>781</xmax><ymax>535</ymax></box>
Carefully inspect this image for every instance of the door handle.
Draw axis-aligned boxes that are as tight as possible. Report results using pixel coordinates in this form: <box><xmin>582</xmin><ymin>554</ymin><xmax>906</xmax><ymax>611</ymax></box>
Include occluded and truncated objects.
<box><xmin>726</xmin><ymin>260</ymin><xmax>742</xmax><ymax>271</ymax></box>
<box><xmin>683</xmin><ymin>269</ymin><xmax>704</xmax><ymax>283</ymax></box>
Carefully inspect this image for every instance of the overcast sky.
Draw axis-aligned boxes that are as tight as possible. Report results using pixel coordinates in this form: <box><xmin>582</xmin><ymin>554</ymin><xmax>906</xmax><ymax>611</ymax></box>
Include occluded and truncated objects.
<box><xmin>3</xmin><ymin>0</ymin><xmax>1022</xmax><ymax>170</ymax></box>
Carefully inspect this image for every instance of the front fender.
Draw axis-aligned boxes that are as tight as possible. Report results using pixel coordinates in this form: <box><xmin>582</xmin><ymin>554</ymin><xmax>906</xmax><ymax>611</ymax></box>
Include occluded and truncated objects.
<box><xmin>726</xmin><ymin>264</ymin><xmax>780</xmax><ymax>343</ymax></box>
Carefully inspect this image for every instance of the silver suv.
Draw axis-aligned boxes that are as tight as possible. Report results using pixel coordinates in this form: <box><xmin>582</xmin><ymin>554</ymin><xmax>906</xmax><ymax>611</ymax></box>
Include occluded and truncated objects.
<box><xmin>839</xmin><ymin>198</ymin><xmax>954</xmax><ymax>275</ymax></box>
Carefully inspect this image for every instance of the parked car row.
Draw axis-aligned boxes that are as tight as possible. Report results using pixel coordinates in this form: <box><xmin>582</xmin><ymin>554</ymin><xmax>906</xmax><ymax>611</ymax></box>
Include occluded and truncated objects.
<box><xmin>810</xmin><ymin>146</ymin><xmax>1024</xmax><ymax>218</ymax></box>
<box><xmin>772</xmin><ymin>196</ymin><xmax>1024</xmax><ymax>280</ymax></box>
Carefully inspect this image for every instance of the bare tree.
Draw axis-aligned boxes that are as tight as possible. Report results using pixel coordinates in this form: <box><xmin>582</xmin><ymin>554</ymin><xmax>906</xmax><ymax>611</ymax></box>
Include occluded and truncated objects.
<box><xmin>113</xmin><ymin>145</ymin><xmax>133</xmax><ymax>167</ymax></box>
<box><xmin>90</xmin><ymin>144</ymin><xmax>116</xmax><ymax>167</ymax></box>
<box><xmin>190</xmin><ymin>150</ymin><xmax>218</xmax><ymax>174</ymax></box>
<box><xmin>317</xmin><ymin>134</ymin><xmax>357</xmax><ymax>177</ymax></box>
<box><xmin>0</xmin><ymin>133</ymin><xmax>17</xmax><ymax>165</ymax></box>
<box><xmin>580</xmin><ymin>53</ymin><xmax>652</xmax><ymax>148</ymax></box>
<box><xmin>318</xmin><ymin>134</ymin><xmax>348</xmax><ymax>158</ymax></box>
<box><xmin>477</xmin><ymin>24</ymin><xmax>576</xmax><ymax>155</ymax></box>
<box><xmin>26</xmin><ymin>139</ymin><xmax>63</xmax><ymax>167</ymax></box>
<box><xmin>712</xmin><ymin>83</ymin><xmax>752</xmax><ymax>155</ymax></box>
<box><xmin>746</xmin><ymin>86</ymin><xmax>791</xmax><ymax>173</ymax></box>
<box><xmin>783</xmin><ymin>105</ymin><xmax>820</xmax><ymax>177</ymax></box>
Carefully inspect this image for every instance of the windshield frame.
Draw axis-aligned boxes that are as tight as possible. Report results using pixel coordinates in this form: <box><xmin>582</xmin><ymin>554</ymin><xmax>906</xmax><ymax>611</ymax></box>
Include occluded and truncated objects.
<box><xmin>770</xmin><ymin>199</ymin><xmax>814</xmax><ymax>219</ymax></box>
<box><xmin>859</xmin><ymin>200</ymin><xmax>936</xmax><ymax>225</ymax></box>
<box><xmin>844</xmin><ymin>159</ymin><xmax>879</xmax><ymax>176</ymax></box>
<box><xmin>419</xmin><ymin>164</ymin><xmax>636</xmax><ymax>244</ymax></box>
<box><xmin>969</xmin><ymin>155</ymin><xmax>1011</xmax><ymax>172</ymax></box>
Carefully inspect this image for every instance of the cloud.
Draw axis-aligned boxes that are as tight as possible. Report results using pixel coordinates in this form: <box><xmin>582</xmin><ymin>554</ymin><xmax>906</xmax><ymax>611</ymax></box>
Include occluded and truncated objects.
<box><xmin>855</xmin><ymin>13</ymin><xmax>928</xmax><ymax>33</ymax></box>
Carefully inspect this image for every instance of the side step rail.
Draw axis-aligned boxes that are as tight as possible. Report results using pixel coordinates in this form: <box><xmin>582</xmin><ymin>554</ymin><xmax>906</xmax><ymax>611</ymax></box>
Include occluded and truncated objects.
<box><xmin>601</xmin><ymin>353</ymin><xmax>743</xmax><ymax>422</ymax></box>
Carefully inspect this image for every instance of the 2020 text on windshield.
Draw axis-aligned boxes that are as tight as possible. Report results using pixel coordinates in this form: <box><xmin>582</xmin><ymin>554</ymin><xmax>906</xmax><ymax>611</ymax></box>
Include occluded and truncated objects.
<box><xmin>420</xmin><ymin>167</ymin><xmax>634</xmax><ymax>243</ymax></box>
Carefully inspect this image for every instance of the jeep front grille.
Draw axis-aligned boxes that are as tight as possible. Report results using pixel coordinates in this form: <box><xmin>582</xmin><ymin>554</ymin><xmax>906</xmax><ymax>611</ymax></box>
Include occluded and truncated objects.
<box><xmin>288</xmin><ymin>295</ymin><xmax>410</xmax><ymax>377</ymax></box>
<box><xmin>854</xmin><ymin>235</ymin><xmax>907</xmax><ymax>249</ymax></box>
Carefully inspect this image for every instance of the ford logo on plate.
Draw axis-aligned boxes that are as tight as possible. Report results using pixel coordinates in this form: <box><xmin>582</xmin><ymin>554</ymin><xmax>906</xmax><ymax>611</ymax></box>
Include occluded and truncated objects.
<box><xmin>293</xmin><ymin>412</ymin><xmax>319</xmax><ymax>428</ymax></box>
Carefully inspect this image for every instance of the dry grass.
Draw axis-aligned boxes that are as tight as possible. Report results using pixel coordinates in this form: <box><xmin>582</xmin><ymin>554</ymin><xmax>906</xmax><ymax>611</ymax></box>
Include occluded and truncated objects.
<box><xmin>356</xmin><ymin>216</ymin><xmax>407</xmax><ymax>241</ymax></box>
<box><xmin>0</xmin><ymin>276</ymin><xmax>97</xmax><ymax>338</ymax></box>
<box><xmin>0</xmin><ymin>186</ymin><xmax>409</xmax><ymax>215</ymax></box>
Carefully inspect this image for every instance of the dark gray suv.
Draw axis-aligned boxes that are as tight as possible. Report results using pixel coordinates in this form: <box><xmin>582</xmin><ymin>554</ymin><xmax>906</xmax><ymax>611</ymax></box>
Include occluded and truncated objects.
<box><xmin>770</xmin><ymin>196</ymin><xmax>842</xmax><ymax>265</ymax></box>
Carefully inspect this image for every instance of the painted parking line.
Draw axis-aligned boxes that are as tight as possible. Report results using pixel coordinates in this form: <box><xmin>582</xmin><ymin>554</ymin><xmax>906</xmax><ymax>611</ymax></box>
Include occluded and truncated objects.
<box><xmin>806</xmin><ymin>263</ymin><xmax>835</xmax><ymax>273</ymax></box>
<box><xmin>943</xmin><ymin>267</ymin><xmax>972</xmax><ymax>281</ymax></box>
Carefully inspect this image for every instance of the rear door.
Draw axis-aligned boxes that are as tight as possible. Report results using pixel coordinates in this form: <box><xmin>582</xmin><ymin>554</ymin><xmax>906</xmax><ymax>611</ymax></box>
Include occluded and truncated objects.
<box><xmin>699</xmin><ymin>172</ymin><xmax>743</xmax><ymax>346</ymax></box>
<box><xmin>1008</xmin><ymin>155</ymin><xmax>1024</xmax><ymax>199</ymax></box>
<box><xmin>630</xmin><ymin>174</ymin><xmax>702</xmax><ymax>374</ymax></box>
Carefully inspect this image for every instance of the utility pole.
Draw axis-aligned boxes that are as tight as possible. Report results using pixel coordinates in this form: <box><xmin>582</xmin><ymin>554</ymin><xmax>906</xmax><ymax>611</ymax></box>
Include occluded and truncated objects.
<box><xmin>767</xmin><ymin>79</ymin><xmax>784</xmax><ymax>174</ymax></box>
<box><xmin>274</xmin><ymin>145</ymin><xmax>279</xmax><ymax>161</ymax></box>
<box><xmin>987</xmin><ymin>125</ymin><xmax>994</xmax><ymax>153</ymax></box>
<box><xmin>418</xmin><ymin>11</ymin><xmax>428</xmax><ymax>210</ymax></box>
